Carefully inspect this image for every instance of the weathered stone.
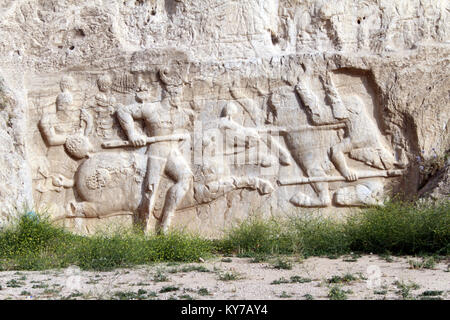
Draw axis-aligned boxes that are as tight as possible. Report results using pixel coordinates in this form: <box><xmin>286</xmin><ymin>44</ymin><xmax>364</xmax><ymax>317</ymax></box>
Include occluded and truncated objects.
<box><xmin>0</xmin><ymin>0</ymin><xmax>448</xmax><ymax>236</ymax></box>
<box><xmin>419</xmin><ymin>160</ymin><xmax>450</xmax><ymax>201</ymax></box>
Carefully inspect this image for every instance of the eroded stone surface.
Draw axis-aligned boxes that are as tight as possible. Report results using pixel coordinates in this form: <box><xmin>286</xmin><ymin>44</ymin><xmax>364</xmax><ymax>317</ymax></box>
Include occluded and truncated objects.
<box><xmin>0</xmin><ymin>0</ymin><xmax>448</xmax><ymax>236</ymax></box>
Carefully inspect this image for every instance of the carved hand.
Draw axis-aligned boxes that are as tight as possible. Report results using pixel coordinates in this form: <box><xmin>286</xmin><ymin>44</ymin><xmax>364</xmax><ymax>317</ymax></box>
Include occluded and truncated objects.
<box><xmin>51</xmin><ymin>174</ymin><xmax>74</xmax><ymax>188</ymax></box>
<box><xmin>344</xmin><ymin>170</ymin><xmax>359</xmax><ymax>182</ymax></box>
<box><xmin>52</xmin><ymin>175</ymin><xmax>63</xmax><ymax>187</ymax></box>
<box><xmin>129</xmin><ymin>133</ymin><xmax>147</xmax><ymax>147</ymax></box>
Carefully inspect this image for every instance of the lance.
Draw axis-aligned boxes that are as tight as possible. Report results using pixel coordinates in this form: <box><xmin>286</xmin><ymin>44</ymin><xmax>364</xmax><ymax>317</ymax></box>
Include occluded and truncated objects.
<box><xmin>101</xmin><ymin>133</ymin><xmax>190</xmax><ymax>148</ymax></box>
<box><xmin>277</xmin><ymin>169</ymin><xmax>404</xmax><ymax>186</ymax></box>
<box><xmin>257</xmin><ymin>122</ymin><xmax>346</xmax><ymax>134</ymax></box>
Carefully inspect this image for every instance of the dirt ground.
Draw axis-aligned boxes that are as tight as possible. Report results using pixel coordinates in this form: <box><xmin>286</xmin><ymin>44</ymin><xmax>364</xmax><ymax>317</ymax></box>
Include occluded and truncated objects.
<box><xmin>0</xmin><ymin>255</ymin><xmax>448</xmax><ymax>300</ymax></box>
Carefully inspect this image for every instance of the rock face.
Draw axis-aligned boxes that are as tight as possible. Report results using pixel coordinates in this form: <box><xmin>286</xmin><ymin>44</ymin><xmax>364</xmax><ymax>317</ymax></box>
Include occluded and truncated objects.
<box><xmin>419</xmin><ymin>160</ymin><xmax>450</xmax><ymax>201</ymax></box>
<box><xmin>0</xmin><ymin>74</ymin><xmax>33</xmax><ymax>226</ymax></box>
<box><xmin>0</xmin><ymin>0</ymin><xmax>448</xmax><ymax>236</ymax></box>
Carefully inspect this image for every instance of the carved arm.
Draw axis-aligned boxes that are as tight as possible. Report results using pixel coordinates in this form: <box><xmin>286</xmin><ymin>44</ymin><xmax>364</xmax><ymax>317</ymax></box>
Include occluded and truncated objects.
<box><xmin>295</xmin><ymin>80</ymin><xmax>339</xmax><ymax>125</ymax></box>
<box><xmin>116</xmin><ymin>103</ymin><xmax>147</xmax><ymax>147</ymax></box>
<box><xmin>321</xmin><ymin>73</ymin><xmax>348</xmax><ymax>120</ymax></box>
<box><xmin>39</xmin><ymin>118</ymin><xmax>66</xmax><ymax>146</ymax></box>
<box><xmin>80</xmin><ymin>109</ymin><xmax>93</xmax><ymax>136</ymax></box>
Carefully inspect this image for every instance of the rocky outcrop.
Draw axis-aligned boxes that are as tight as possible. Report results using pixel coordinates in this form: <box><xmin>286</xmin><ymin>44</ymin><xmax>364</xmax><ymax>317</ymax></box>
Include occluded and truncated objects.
<box><xmin>419</xmin><ymin>158</ymin><xmax>450</xmax><ymax>200</ymax></box>
<box><xmin>0</xmin><ymin>74</ymin><xmax>33</xmax><ymax>227</ymax></box>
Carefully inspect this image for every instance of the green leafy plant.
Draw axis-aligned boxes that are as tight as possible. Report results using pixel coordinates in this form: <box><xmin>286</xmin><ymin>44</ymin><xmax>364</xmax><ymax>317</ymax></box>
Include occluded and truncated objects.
<box><xmin>197</xmin><ymin>288</ymin><xmax>211</xmax><ymax>296</ymax></box>
<box><xmin>159</xmin><ymin>286</ymin><xmax>179</xmax><ymax>293</ymax></box>
<box><xmin>218</xmin><ymin>271</ymin><xmax>241</xmax><ymax>281</ymax></box>
<box><xmin>328</xmin><ymin>286</ymin><xmax>349</xmax><ymax>300</ymax></box>
<box><xmin>327</xmin><ymin>273</ymin><xmax>358</xmax><ymax>284</ymax></box>
<box><xmin>272</xmin><ymin>258</ymin><xmax>292</xmax><ymax>270</ymax></box>
<box><xmin>394</xmin><ymin>280</ymin><xmax>420</xmax><ymax>299</ymax></box>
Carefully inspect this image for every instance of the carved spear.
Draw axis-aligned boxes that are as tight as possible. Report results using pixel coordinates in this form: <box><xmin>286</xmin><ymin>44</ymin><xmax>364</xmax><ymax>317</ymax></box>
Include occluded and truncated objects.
<box><xmin>277</xmin><ymin>169</ymin><xmax>404</xmax><ymax>186</ymax></box>
<box><xmin>101</xmin><ymin>133</ymin><xmax>190</xmax><ymax>148</ymax></box>
<box><xmin>257</xmin><ymin>123</ymin><xmax>346</xmax><ymax>134</ymax></box>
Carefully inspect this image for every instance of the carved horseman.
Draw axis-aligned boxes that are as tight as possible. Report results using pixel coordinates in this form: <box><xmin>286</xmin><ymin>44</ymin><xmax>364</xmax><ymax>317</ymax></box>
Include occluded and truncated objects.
<box><xmin>116</xmin><ymin>70</ymin><xmax>193</xmax><ymax>234</ymax></box>
<box><xmin>296</xmin><ymin>73</ymin><xmax>396</xmax><ymax>177</ymax></box>
<box><xmin>289</xmin><ymin>71</ymin><xmax>398</xmax><ymax>207</ymax></box>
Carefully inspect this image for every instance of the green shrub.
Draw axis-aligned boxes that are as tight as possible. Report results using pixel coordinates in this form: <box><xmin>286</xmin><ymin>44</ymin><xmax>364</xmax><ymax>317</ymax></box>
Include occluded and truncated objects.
<box><xmin>346</xmin><ymin>200</ymin><xmax>450</xmax><ymax>255</ymax></box>
<box><xmin>219</xmin><ymin>200</ymin><xmax>449</xmax><ymax>257</ymax></box>
<box><xmin>219</xmin><ymin>218</ymin><xmax>294</xmax><ymax>256</ymax></box>
<box><xmin>289</xmin><ymin>214</ymin><xmax>350</xmax><ymax>257</ymax></box>
<box><xmin>0</xmin><ymin>200</ymin><xmax>448</xmax><ymax>271</ymax></box>
<box><xmin>219</xmin><ymin>214</ymin><xmax>350</xmax><ymax>257</ymax></box>
<box><xmin>0</xmin><ymin>212</ymin><xmax>213</xmax><ymax>271</ymax></box>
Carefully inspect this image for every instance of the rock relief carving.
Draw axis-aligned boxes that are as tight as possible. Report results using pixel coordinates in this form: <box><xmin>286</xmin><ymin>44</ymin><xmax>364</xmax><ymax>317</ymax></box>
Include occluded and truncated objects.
<box><xmin>36</xmin><ymin>75</ymin><xmax>94</xmax><ymax>205</ymax></box>
<box><xmin>40</xmin><ymin>69</ymin><xmax>279</xmax><ymax>234</ymax></box>
<box><xmin>46</xmin><ymin>73</ymin><xmax>191</xmax><ymax>232</ymax></box>
<box><xmin>194</xmin><ymin>102</ymin><xmax>276</xmax><ymax>204</ymax></box>
<box><xmin>91</xmin><ymin>74</ymin><xmax>117</xmax><ymax>139</ymax></box>
<box><xmin>104</xmin><ymin>69</ymin><xmax>193</xmax><ymax>234</ymax></box>
<box><xmin>108</xmin><ymin>74</ymin><xmax>278</xmax><ymax>232</ymax></box>
<box><xmin>275</xmin><ymin>70</ymin><xmax>404</xmax><ymax>207</ymax></box>
<box><xmin>33</xmin><ymin>64</ymin><xmax>407</xmax><ymax>234</ymax></box>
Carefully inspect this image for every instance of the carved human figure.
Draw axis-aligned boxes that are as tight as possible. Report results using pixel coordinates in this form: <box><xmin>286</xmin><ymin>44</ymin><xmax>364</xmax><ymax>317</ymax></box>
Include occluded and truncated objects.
<box><xmin>39</xmin><ymin>76</ymin><xmax>92</xmax><ymax>147</ymax></box>
<box><xmin>289</xmin><ymin>72</ymin><xmax>396</xmax><ymax>207</ymax></box>
<box><xmin>269</xmin><ymin>88</ymin><xmax>335</xmax><ymax>207</ymax></box>
<box><xmin>229</xmin><ymin>87</ymin><xmax>292</xmax><ymax>167</ymax></box>
<box><xmin>296</xmin><ymin>74</ymin><xmax>395</xmax><ymax>182</ymax></box>
<box><xmin>194</xmin><ymin>103</ymin><xmax>275</xmax><ymax>204</ymax></box>
<box><xmin>38</xmin><ymin>75</ymin><xmax>93</xmax><ymax>208</ymax></box>
<box><xmin>92</xmin><ymin>74</ymin><xmax>117</xmax><ymax>138</ymax></box>
<box><xmin>116</xmin><ymin>77</ymin><xmax>193</xmax><ymax>234</ymax></box>
<box><xmin>217</xmin><ymin>102</ymin><xmax>270</xmax><ymax>167</ymax></box>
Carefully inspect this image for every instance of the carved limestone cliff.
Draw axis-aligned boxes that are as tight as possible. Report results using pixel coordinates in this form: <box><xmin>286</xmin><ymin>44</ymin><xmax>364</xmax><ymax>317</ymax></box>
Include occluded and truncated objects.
<box><xmin>0</xmin><ymin>0</ymin><xmax>448</xmax><ymax>236</ymax></box>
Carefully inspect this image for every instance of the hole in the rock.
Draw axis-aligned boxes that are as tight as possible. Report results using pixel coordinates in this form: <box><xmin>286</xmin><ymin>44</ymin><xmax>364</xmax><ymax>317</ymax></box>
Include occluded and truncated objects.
<box><xmin>75</xmin><ymin>29</ymin><xmax>85</xmax><ymax>37</ymax></box>
<box><xmin>69</xmin><ymin>45</ymin><xmax>75</xmax><ymax>50</ymax></box>
<box><xmin>270</xmin><ymin>31</ymin><xmax>279</xmax><ymax>45</ymax></box>
<box><xmin>357</xmin><ymin>19</ymin><xmax>361</xmax><ymax>24</ymax></box>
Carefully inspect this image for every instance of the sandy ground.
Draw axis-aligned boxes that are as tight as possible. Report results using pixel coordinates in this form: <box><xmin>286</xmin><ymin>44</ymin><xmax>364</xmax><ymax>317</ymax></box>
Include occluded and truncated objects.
<box><xmin>0</xmin><ymin>255</ymin><xmax>448</xmax><ymax>300</ymax></box>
